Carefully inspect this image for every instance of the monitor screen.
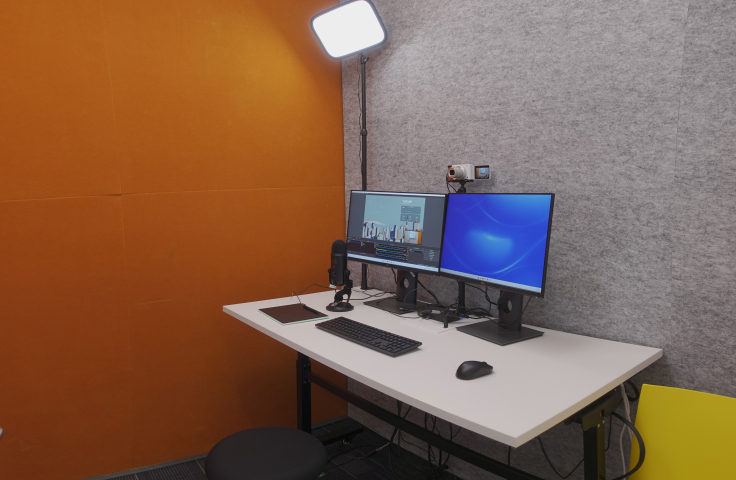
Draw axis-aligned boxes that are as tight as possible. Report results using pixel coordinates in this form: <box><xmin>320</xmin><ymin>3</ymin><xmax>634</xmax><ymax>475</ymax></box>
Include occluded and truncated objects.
<box><xmin>346</xmin><ymin>191</ymin><xmax>447</xmax><ymax>273</ymax></box>
<box><xmin>439</xmin><ymin>193</ymin><xmax>554</xmax><ymax>296</ymax></box>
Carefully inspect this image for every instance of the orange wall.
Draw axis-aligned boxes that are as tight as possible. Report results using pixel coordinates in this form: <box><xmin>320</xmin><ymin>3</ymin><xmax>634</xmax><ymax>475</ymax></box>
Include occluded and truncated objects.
<box><xmin>0</xmin><ymin>1</ymin><xmax>346</xmax><ymax>479</ymax></box>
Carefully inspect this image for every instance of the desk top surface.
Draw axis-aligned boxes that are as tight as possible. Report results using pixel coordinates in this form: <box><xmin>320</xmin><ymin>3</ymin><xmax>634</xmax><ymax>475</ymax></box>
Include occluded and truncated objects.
<box><xmin>224</xmin><ymin>291</ymin><xmax>662</xmax><ymax>447</ymax></box>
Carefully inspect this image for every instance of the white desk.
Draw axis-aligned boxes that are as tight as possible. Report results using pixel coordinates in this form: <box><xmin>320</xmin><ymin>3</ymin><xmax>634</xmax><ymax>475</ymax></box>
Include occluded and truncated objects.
<box><xmin>224</xmin><ymin>290</ymin><xmax>662</xmax><ymax>479</ymax></box>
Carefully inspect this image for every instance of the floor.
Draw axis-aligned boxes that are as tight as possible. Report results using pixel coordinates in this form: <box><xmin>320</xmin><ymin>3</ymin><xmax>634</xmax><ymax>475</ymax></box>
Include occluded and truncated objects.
<box><xmin>102</xmin><ymin>418</ymin><xmax>461</xmax><ymax>480</ymax></box>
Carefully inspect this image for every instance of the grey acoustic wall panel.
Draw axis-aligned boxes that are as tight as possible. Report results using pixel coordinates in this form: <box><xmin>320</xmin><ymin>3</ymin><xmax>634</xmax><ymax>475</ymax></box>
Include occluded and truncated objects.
<box><xmin>668</xmin><ymin>0</ymin><xmax>736</xmax><ymax>395</ymax></box>
<box><xmin>340</xmin><ymin>0</ymin><xmax>735</xmax><ymax>479</ymax></box>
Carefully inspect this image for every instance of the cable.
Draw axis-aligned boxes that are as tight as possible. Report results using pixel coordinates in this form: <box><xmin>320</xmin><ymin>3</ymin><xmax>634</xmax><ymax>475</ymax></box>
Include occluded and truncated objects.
<box><xmin>382</xmin><ymin>287</ymin><xmax>416</xmax><ymax>305</ymax></box>
<box><xmin>324</xmin><ymin>442</ymin><xmax>386</xmax><ymax>470</ymax></box>
<box><xmin>463</xmin><ymin>306</ymin><xmax>493</xmax><ymax>317</ymax></box>
<box><xmin>350</xmin><ymin>290</ymin><xmax>392</xmax><ymax>301</ymax></box>
<box><xmin>609</xmin><ymin>412</ymin><xmax>645</xmax><ymax>480</ymax></box>
<box><xmin>387</xmin><ymin>403</ymin><xmax>440</xmax><ymax>480</ymax></box>
<box><xmin>416</xmin><ymin>277</ymin><xmax>441</xmax><ymax>306</ymax></box>
<box><xmin>446</xmin><ymin>179</ymin><xmax>457</xmax><ymax>194</ymax></box>
<box><xmin>396</xmin><ymin>431</ymin><xmax>450</xmax><ymax>479</ymax></box>
<box><xmin>619</xmin><ymin>384</ymin><xmax>633</xmax><ymax>477</ymax></box>
<box><xmin>606</xmin><ymin>412</ymin><xmax>615</xmax><ymax>451</ymax></box>
<box><xmin>390</xmin><ymin>444</ymin><xmax>437</xmax><ymax>480</ymax></box>
<box><xmin>438</xmin><ymin>421</ymin><xmax>461</xmax><ymax>469</ymax></box>
<box><xmin>624</xmin><ymin>380</ymin><xmax>640</xmax><ymax>402</ymax></box>
<box><xmin>398</xmin><ymin>431</ymin><xmax>425</xmax><ymax>453</ymax></box>
<box><xmin>538</xmin><ymin>411</ymin><xmax>621</xmax><ymax>480</ymax></box>
<box><xmin>538</xmin><ymin>437</ymin><xmax>584</xmax><ymax>479</ymax></box>
<box><xmin>292</xmin><ymin>283</ymin><xmax>335</xmax><ymax>304</ymax></box>
<box><xmin>465</xmin><ymin>283</ymin><xmax>497</xmax><ymax>307</ymax></box>
<box><xmin>507</xmin><ymin>446</ymin><xmax>511</xmax><ymax>466</ymax></box>
<box><xmin>382</xmin><ymin>401</ymin><xmax>413</xmax><ymax>453</ymax></box>
<box><xmin>386</xmin><ymin>405</ymin><xmax>463</xmax><ymax>477</ymax></box>
<box><xmin>397</xmin><ymin>431</ymin><xmax>438</xmax><ymax>477</ymax></box>
<box><xmin>383</xmin><ymin>275</ymin><xmax>446</xmax><ymax>319</ymax></box>
<box><xmin>522</xmin><ymin>296</ymin><xmax>532</xmax><ymax>314</ymax></box>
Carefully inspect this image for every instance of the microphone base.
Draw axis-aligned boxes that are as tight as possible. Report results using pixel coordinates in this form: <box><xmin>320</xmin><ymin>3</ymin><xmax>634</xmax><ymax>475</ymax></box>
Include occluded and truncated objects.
<box><xmin>326</xmin><ymin>302</ymin><xmax>354</xmax><ymax>312</ymax></box>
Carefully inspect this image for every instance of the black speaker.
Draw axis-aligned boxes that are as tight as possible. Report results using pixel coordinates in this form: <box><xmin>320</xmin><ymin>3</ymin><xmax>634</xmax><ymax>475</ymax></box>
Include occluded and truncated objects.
<box><xmin>497</xmin><ymin>290</ymin><xmax>523</xmax><ymax>330</ymax></box>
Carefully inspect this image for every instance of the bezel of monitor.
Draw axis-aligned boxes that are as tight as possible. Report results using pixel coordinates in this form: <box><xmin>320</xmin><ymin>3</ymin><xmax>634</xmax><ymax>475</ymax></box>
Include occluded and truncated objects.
<box><xmin>346</xmin><ymin>190</ymin><xmax>448</xmax><ymax>276</ymax></box>
<box><xmin>437</xmin><ymin>193</ymin><xmax>555</xmax><ymax>298</ymax></box>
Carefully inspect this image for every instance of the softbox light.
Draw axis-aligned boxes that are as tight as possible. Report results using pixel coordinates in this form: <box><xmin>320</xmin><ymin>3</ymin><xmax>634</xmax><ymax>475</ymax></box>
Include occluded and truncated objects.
<box><xmin>311</xmin><ymin>0</ymin><xmax>387</xmax><ymax>59</ymax></box>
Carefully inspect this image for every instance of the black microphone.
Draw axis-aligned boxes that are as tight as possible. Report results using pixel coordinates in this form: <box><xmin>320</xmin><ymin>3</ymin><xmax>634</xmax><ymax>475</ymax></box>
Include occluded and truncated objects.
<box><xmin>329</xmin><ymin>239</ymin><xmax>347</xmax><ymax>286</ymax></box>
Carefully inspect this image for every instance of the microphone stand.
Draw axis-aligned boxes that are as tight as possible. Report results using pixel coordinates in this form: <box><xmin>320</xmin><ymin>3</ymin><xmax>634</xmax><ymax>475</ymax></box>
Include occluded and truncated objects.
<box><xmin>327</xmin><ymin>270</ymin><xmax>354</xmax><ymax>312</ymax></box>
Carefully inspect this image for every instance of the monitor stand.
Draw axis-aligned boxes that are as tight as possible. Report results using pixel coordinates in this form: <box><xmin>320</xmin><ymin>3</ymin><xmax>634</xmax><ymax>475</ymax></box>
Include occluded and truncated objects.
<box><xmin>457</xmin><ymin>291</ymin><xmax>544</xmax><ymax>346</ymax></box>
<box><xmin>364</xmin><ymin>269</ymin><xmax>418</xmax><ymax>315</ymax></box>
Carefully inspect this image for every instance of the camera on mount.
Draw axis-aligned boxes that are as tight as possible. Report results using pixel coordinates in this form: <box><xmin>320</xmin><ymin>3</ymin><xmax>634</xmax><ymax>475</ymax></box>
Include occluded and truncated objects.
<box><xmin>447</xmin><ymin>164</ymin><xmax>490</xmax><ymax>182</ymax></box>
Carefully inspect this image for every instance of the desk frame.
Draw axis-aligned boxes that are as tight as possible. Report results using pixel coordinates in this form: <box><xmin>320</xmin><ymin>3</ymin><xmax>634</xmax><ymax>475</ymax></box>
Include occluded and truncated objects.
<box><xmin>297</xmin><ymin>352</ymin><xmax>617</xmax><ymax>480</ymax></box>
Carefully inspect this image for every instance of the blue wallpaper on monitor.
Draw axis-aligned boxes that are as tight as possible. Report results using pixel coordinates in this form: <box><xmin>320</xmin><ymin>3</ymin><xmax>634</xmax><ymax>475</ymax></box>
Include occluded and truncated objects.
<box><xmin>440</xmin><ymin>194</ymin><xmax>553</xmax><ymax>290</ymax></box>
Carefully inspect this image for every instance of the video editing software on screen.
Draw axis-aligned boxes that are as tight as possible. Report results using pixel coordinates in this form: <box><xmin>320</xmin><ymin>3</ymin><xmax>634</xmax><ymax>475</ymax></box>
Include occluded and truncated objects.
<box><xmin>346</xmin><ymin>191</ymin><xmax>446</xmax><ymax>273</ymax></box>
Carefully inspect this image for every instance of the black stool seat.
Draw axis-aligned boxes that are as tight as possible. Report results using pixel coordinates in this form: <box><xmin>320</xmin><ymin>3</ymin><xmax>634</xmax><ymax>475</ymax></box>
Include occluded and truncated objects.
<box><xmin>206</xmin><ymin>427</ymin><xmax>327</xmax><ymax>480</ymax></box>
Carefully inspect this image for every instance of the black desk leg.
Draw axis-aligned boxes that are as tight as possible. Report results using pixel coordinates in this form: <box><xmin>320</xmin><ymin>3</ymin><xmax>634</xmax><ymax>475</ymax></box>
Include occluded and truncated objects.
<box><xmin>297</xmin><ymin>353</ymin><xmax>311</xmax><ymax>434</ymax></box>
<box><xmin>570</xmin><ymin>387</ymin><xmax>621</xmax><ymax>480</ymax></box>
<box><xmin>297</xmin><ymin>354</ymin><xmax>364</xmax><ymax>445</ymax></box>
<box><xmin>583</xmin><ymin>421</ymin><xmax>606</xmax><ymax>480</ymax></box>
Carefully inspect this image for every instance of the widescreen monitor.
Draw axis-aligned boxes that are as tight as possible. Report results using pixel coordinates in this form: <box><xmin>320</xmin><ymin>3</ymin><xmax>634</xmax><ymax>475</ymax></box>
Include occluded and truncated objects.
<box><xmin>439</xmin><ymin>193</ymin><xmax>554</xmax><ymax>297</ymax></box>
<box><xmin>346</xmin><ymin>191</ymin><xmax>447</xmax><ymax>274</ymax></box>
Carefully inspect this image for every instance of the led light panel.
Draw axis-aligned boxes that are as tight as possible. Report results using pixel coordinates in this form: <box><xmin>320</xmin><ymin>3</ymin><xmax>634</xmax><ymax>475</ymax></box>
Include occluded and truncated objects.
<box><xmin>311</xmin><ymin>0</ymin><xmax>387</xmax><ymax>59</ymax></box>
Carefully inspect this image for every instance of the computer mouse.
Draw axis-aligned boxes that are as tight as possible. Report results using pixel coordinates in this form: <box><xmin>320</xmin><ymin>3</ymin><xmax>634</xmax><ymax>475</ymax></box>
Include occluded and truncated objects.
<box><xmin>456</xmin><ymin>361</ymin><xmax>493</xmax><ymax>380</ymax></box>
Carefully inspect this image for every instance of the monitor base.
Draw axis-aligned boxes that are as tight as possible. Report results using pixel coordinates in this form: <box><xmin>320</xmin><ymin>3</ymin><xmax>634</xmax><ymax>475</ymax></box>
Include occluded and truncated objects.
<box><xmin>364</xmin><ymin>269</ymin><xmax>418</xmax><ymax>315</ymax></box>
<box><xmin>364</xmin><ymin>297</ymin><xmax>416</xmax><ymax>315</ymax></box>
<box><xmin>457</xmin><ymin>321</ymin><xmax>544</xmax><ymax>346</ymax></box>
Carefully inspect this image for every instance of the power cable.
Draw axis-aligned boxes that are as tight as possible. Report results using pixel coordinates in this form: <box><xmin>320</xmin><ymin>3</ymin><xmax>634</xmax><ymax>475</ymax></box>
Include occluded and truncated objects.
<box><xmin>609</xmin><ymin>412</ymin><xmax>646</xmax><ymax>480</ymax></box>
<box><xmin>292</xmin><ymin>283</ymin><xmax>335</xmax><ymax>304</ymax></box>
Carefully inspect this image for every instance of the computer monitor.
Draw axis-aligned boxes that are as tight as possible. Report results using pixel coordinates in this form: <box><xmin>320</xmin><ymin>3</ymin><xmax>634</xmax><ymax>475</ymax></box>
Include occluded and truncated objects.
<box><xmin>346</xmin><ymin>190</ymin><xmax>447</xmax><ymax>313</ymax></box>
<box><xmin>440</xmin><ymin>193</ymin><xmax>554</xmax><ymax>345</ymax></box>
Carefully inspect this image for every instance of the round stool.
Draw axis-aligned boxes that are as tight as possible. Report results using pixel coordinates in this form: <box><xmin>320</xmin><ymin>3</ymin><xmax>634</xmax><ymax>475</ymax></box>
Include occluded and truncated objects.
<box><xmin>205</xmin><ymin>427</ymin><xmax>327</xmax><ymax>480</ymax></box>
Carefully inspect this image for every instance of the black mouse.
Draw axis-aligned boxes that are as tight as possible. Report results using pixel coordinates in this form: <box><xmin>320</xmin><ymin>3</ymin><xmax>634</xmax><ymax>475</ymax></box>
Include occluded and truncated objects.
<box><xmin>456</xmin><ymin>361</ymin><xmax>493</xmax><ymax>380</ymax></box>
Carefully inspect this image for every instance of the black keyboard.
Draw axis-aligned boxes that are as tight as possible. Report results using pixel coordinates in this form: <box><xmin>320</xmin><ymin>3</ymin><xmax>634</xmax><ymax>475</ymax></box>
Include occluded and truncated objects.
<box><xmin>316</xmin><ymin>316</ymin><xmax>422</xmax><ymax>357</ymax></box>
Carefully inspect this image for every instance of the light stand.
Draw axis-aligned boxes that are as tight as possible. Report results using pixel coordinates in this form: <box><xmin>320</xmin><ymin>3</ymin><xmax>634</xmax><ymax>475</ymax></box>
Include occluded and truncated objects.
<box><xmin>310</xmin><ymin>0</ymin><xmax>386</xmax><ymax>292</ymax></box>
<box><xmin>360</xmin><ymin>54</ymin><xmax>369</xmax><ymax>290</ymax></box>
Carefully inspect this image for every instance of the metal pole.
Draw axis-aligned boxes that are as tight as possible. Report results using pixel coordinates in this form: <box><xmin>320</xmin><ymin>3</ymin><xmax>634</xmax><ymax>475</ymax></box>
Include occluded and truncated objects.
<box><xmin>296</xmin><ymin>353</ymin><xmax>312</xmax><ymax>433</ymax></box>
<box><xmin>458</xmin><ymin>281</ymin><xmax>466</xmax><ymax>314</ymax></box>
<box><xmin>360</xmin><ymin>53</ymin><xmax>369</xmax><ymax>290</ymax></box>
<box><xmin>583</xmin><ymin>422</ymin><xmax>606</xmax><ymax>480</ymax></box>
<box><xmin>456</xmin><ymin>180</ymin><xmax>467</xmax><ymax>312</ymax></box>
